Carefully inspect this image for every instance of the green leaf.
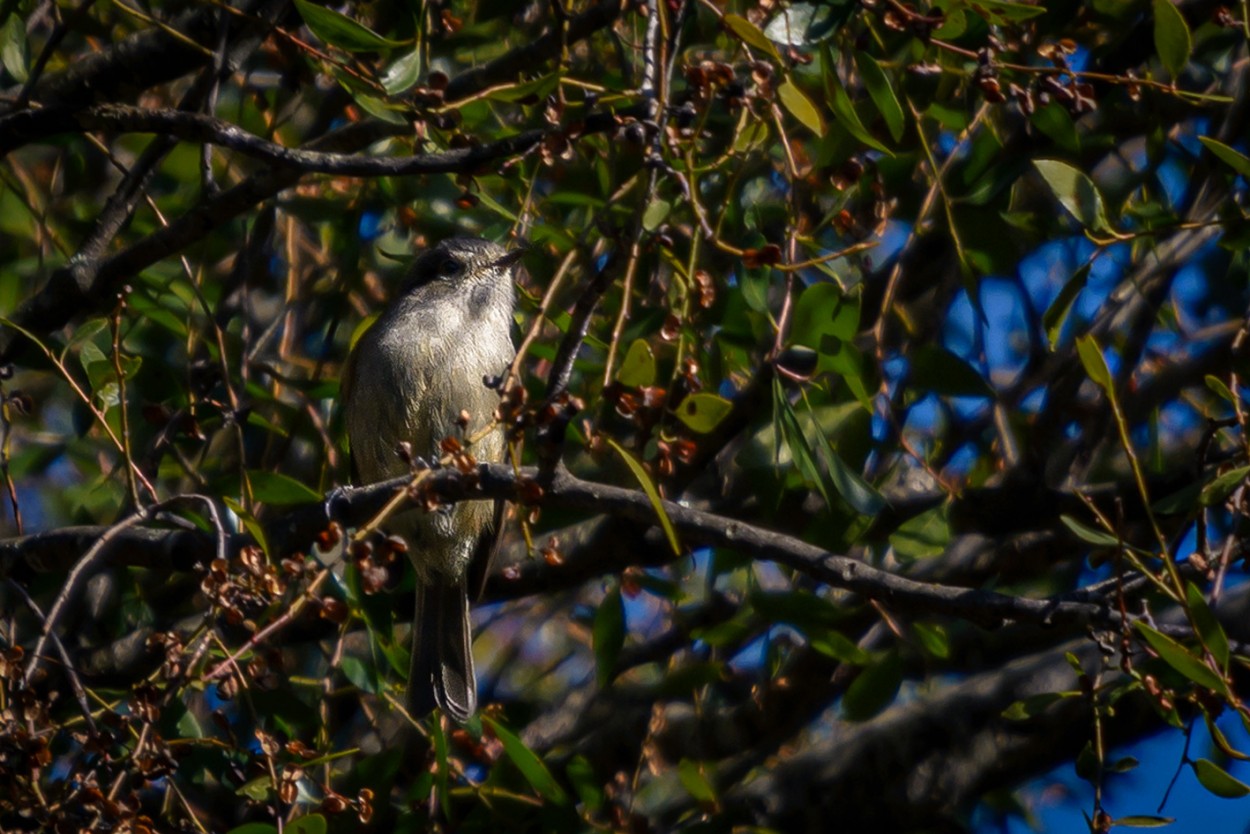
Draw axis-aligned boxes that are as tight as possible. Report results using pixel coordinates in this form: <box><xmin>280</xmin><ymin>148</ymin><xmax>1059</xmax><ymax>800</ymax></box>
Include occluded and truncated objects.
<box><xmin>1</xmin><ymin>15</ymin><xmax>27</xmax><ymax>82</ymax></box>
<box><xmin>235</xmin><ymin>777</ymin><xmax>272</xmax><ymax>802</ymax></box>
<box><xmin>778</xmin><ymin>79</ymin><xmax>825</xmax><ymax>136</ymax></box>
<box><xmin>678</xmin><ymin>759</ymin><xmax>718</xmax><ymax>803</ymax></box>
<box><xmin>773</xmin><ymin>379</ymin><xmax>834</xmax><ymax>510</ymax></box>
<box><xmin>723</xmin><ymin>14</ymin><xmax>782</xmax><ymax>62</ymax></box>
<box><xmin>293</xmin><ymin>0</ymin><xmax>403</xmax><ymax>51</ymax></box>
<box><xmin>617</xmin><ymin>339</ymin><xmax>656</xmax><ymax>388</ymax></box>
<box><xmin>1199</xmin><ymin>137</ymin><xmax>1250</xmax><ymax>178</ymax></box>
<box><xmin>341</xmin><ymin>654</ymin><xmax>380</xmax><ymax>695</ymax></box>
<box><xmin>1185</xmin><ymin>582</ymin><xmax>1230</xmax><ymax>669</ymax></box>
<box><xmin>642</xmin><ymin>198</ymin><xmax>672</xmax><ymax>232</ymax></box>
<box><xmin>286</xmin><ymin>816</ymin><xmax>327</xmax><ymax>834</ymax></box>
<box><xmin>247</xmin><ymin>470</ymin><xmax>322</xmax><ymax>506</ymax></box>
<box><xmin>1076</xmin><ymin>334</ymin><xmax>1113</xmax><ymax>392</ymax></box>
<box><xmin>1033</xmin><ymin>159</ymin><xmax>1112</xmax><ymax>232</ymax></box>
<box><xmin>566</xmin><ymin>755</ymin><xmax>604</xmax><ymax>812</ymax></box>
<box><xmin>790</xmin><ymin>282</ymin><xmax>859</xmax><ymax>350</ymax></box>
<box><xmin>675</xmin><ymin>393</ymin><xmax>734</xmax><ymax>434</ymax></box>
<box><xmin>223</xmin><ymin>496</ymin><xmax>271</xmax><ymax>556</ymax></box>
<box><xmin>1206</xmin><ymin>374</ymin><xmax>1237</xmax><ymax>403</ymax></box>
<box><xmin>912</xmin><ymin>622</ymin><xmax>950</xmax><ymax>659</ymax></box>
<box><xmin>817</xmin><ymin>432</ymin><xmax>886</xmax><ymax>515</ymax></box>
<box><xmin>381</xmin><ymin>49</ymin><xmax>422</xmax><ymax>95</ymax></box>
<box><xmin>1112</xmin><ymin>816</ymin><xmax>1175</xmax><ymax>828</ymax></box>
<box><xmin>966</xmin><ymin>0</ymin><xmax>1047</xmax><ymax>21</ymax></box>
<box><xmin>822</xmin><ymin>44</ymin><xmax>892</xmax><ymax>155</ymax></box>
<box><xmin>890</xmin><ymin>503</ymin><xmax>951</xmax><ymax>560</ymax></box>
<box><xmin>809</xmin><ymin>629</ymin><xmax>872</xmax><ymax>664</ymax></box>
<box><xmin>1060</xmin><ymin>513</ymin><xmax>1120</xmax><ymax>547</ymax></box>
<box><xmin>1192</xmin><ymin>758</ymin><xmax>1250</xmax><ymax>798</ymax></box>
<box><xmin>1002</xmin><ymin>691</ymin><xmax>1074</xmax><ymax>720</ymax></box>
<box><xmin>1134</xmin><ymin>622</ymin><xmax>1229</xmax><ymax>696</ymax></box>
<box><xmin>910</xmin><ymin>345</ymin><xmax>994</xmax><ymax>397</ymax></box>
<box><xmin>593</xmin><ymin>586</ymin><xmax>625</xmax><ymax>686</ymax></box>
<box><xmin>842</xmin><ymin>650</ymin><xmax>902</xmax><ymax>721</ymax></box>
<box><xmin>1042</xmin><ymin>263</ymin><xmax>1090</xmax><ymax>350</ymax></box>
<box><xmin>226</xmin><ymin>826</ymin><xmax>277</xmax><ymax>834</ymax></box>
<box><xmin>1200</xmin><ymin>465</ymin><xmax>1249</xmax><ymax>506</ymax></box>
<box><xmin>482</xmin><ymin>716</ymin><xmax>570</xmax><ymax>805</ymax></box>
<box><xmin>1153</xmin><ymin>0</ymin><xmax>1191</xmax><ymax>79</ymax></box>
<box><xmin>1075</xmin><ymin>741</ymin><xmax>1099</xmax><ymax>783</ymax></box>
<box><xmin>854</xmin><ymin>51</ymin><xmax>904</xmax><ymax>143</ymax></box>
<box><xmin>605</xmin><ymin>438</ymin><xmax>680</xmax><ymax>555</ymax></box>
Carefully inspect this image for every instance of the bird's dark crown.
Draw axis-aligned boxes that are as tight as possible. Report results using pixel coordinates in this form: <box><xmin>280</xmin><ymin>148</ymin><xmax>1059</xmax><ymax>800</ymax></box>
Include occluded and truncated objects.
<box><xmin>403</xmin><ymin>237</ymin><xmax>515</xmax><ymax>293</ymax></box>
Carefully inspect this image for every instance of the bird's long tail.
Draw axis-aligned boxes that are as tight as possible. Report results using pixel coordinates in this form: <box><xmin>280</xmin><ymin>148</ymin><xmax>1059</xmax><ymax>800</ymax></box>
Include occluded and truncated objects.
<box><xmin>409</xmin><ymin>577</ymin><xmax>477</xmax><ymax>723</ymax></box>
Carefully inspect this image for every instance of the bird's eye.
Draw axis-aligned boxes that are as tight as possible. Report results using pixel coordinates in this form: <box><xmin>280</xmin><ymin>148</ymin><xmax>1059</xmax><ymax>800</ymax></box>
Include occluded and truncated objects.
<box><xmin>439</xmin><ymin>257</ymin><xmax>462</xmax><ymax>277</ymax></box>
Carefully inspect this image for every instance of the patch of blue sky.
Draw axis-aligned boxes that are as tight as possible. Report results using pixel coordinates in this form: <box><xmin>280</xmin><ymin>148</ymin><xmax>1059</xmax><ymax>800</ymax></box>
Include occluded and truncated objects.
<box><xmin>996</xmin><ymin>711</ymin><xmax>1250</xmax><ymax>833</ymax></box>
<box><xmin>1157</xmin><ymin>154</ymin><xmax>1190</xmax><ymax>210</ymax></box>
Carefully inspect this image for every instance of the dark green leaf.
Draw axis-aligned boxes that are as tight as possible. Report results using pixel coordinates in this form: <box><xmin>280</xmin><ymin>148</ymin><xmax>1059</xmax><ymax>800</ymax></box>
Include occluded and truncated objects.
<box><xmin>1075</xmin><ymin>741</ymin><xmax>1099</xmax><ymax>783</ymax></box>
<box><xmin>248</xmin><ymin>470</ymin><xmax>322</xmax><ymax>506</ymax></box>
<box><xmin>1002</xmin><ymin>691</ymin><xmax>1074</xmax><ymax>720</ymax></box>
<box><xmin>1153</xmin><ymin>0</ymin><xmax>1192</xmax><ymax>79</ymax></box>
<box><xmin>1200</xmin><ymin>465</ymin><xmax>1249</xmax><ymax>507</ymax></box>
<box><xmin>286</xmin><ymin>815</ymin><xmax>327</xmax><ymax>834</ymax></box>
<box><xmin>890</xmin><ymin>503</ymin><xmax>951</xmax><ymax>561</ymax></box>
<box><xmin>293</xmin><ymin>0</ymin><xmax>403</xmax><ymax>51</ymax></box>
<box><xmin>1043</xmin><ymin>263</ymin><xmax>1089</xmax><ymax>350</ymax></box>
<box><xmin>483</xmin><ymin>716</ymin><xmax>571</xmax><ymax>804</ymax></box>
<box><xmin>1134</xmin><ymin>622</ymin><xmax>1229</xmax><ymax>695</ymax></box>
<box><xmin>1206</xmin><ymin>374</ymin><xmax>1237</xmax><ymax>403</ymax></box>
<box><xmin>854</xmin><ymin>51</ymin><xmax>904</xmax><ymax>143</ymax></box>
<box><xmin>235</xmin><ymin>777</ymin><xmax>271</xmax><ymax>801</ymax></box>
<box><xmin>1199</xmin><ymin>137</ymin><xmax>1250</xmax><ymax>178</ymax></box>
<box><xmin>1060</xmin><ymin>513</ymin><xmax>1119</xmax><ymax>547</ymax></box>
<box><xmin>822</xmin><ymin>44</ymin><xmax>892</xmax><ymax>155</ymax></box>
<box><xmin>809</xmin><ymin>629</ymin><xmax>871</xmax><ymax>664</ymax></box>
<box><xmin>566</xmin><ymin>755</ymin><xmax>604</xmax><ymax>812</ymax></box>
<box><xmin>1185</xmin><ymin>582</ymin><xmax>1230</xmax><ymax>669</ymax></box>
<box><xmin>842</xmin><ymin>650</ymin><xmax>902</xmax><ymax>721</ymax></box>
<box><xmin>967</xmin><ymin>0</ymin><xmax>1047</xmax><ymax>21</ymax></box>
<box><xmin>1033</xmin><ymin>160</ymin><xmax>1112</xmax><ymax>232</ymax></box>
<box><xmin>912</xmin><ymin>622</ymin><xmax>950</xmax><ymax>659</ymax></box>
<box><xmin>910</xmin><ymin>345</ymin><xmax>993</xmax><ymax>397</ymax></box>
<box><xmin>675</xmin><ymin>393</ymin><xmax>734</xmax><ymax>434</ymax></box>
<box><xmin>1</xmin><ymin>16</ymin><xmax>27</xmax><ymax>82</ymax></box>
<box><xmin>1192</xmin><ymin>758</ymin><xmax>1250</xmax><ymax>798</ymax></box>
<box><xmin>341</xmin><ymin>654</ymin><xmax>380</xmax><ymax>695</ymax></box>
<box><xmin>593</xmin><ymin>586</ymin><xmax>625</xmax><ymax>687</ymax></box>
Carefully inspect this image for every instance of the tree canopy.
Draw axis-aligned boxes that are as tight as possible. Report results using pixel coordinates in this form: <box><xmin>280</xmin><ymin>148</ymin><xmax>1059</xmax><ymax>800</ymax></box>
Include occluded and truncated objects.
<box><xmin>2</xmin><ymin>0</ymin><xmax>1250</xmax><ymax>831</ymax></box>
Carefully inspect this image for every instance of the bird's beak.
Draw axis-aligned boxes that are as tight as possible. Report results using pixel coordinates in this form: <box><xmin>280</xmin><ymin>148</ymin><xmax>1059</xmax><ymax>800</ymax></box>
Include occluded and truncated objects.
<box><xmin>492</xmin><ymin>248</ymin><xmax>527</xmax><ymax>270</ymax></box>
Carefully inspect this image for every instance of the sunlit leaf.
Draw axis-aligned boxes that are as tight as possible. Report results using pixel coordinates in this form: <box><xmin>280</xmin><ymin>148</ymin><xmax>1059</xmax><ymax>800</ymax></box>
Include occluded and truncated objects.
<box><xmin>1060</xmin><ymin>513</ymin><xmax>1119</xmax><ymax>547</ymax></box>
<box><xmin>1076</xmin><ymin>334</ymin><xmax>1113</xmax><ymax>392</ymax></box>
<box><xmin>1200</xmin><ymin>465</ymin><xmax>1249</xmax><ymax>506</ymax></box>
<box><xmin>381</xmin><ymin>49</ymin><xmax>422</xmax><ymax>95</ymax></box>
<box><xmin>642</xmin><ymin>198</ymin><xmax>673</xmax><ymax>232</ymax></box>
<box><xmin>1113</xmin><ymin>816</ymin><xmax>1176</xmax><ymax>828</ymax></box>
<box><xmin>675</xmin><ymin>393</ymin><xmax>734</xmax><ymax>434</ymax></box>
<box><xmin>723</xmin><ymin>14</ymin><xmax>783</xmax><ymax>62</ymax></box>
<box><xmin>617</xmin><ymin>339</ymin><xmax>656</xmax><ymax>388</ymax></box>
<box><xmin>248</xmin><ymin>470</ymin><xmax>322</xmax><ymax>506</ymax></box>
<box><xmin>778</xmin><ymin>79</ymin><xmax>825</xmax><ymax>136</ymax></box>
<box><xmin>1192</xmin><ymin>758</ymin><xmax>1250</xmax><ymax>798</ymax></box>
<box><xmin>605</xmin><ymin>438</ymin><xmax>681</xmax><ymax>555</ymax></box>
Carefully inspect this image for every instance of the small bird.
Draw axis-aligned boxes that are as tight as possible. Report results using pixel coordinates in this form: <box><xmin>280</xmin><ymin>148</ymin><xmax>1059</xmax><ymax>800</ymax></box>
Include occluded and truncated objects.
<box><xmin>341</xmin><ymin>237</ymin><xmax>520</xmax><ymax>722</ymax></box>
